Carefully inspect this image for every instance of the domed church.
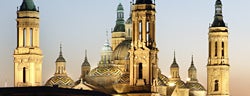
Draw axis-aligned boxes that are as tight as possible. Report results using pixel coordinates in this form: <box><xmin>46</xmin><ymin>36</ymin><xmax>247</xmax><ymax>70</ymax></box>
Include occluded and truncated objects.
<box><xmin>12</xmin><ymin>0</ymin><xmax>231</xmax><ymax>96</ymax></box>
<box><xmin>80</xmin><ymin>1</ymin><xmax>207</xmax><ymax>96</ymax></box>
<box><xmin>45</xmin><ymin>44</ymin><xmax>74</xmax><ymax>88</ymax></box>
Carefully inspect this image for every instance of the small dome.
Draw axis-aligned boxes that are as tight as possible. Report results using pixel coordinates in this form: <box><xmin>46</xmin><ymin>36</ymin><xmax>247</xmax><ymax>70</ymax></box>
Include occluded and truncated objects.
<box><xmin>113</xmin><ymin>40</ymin><xmax>131</xmax><ymax>60</ymax></box>
<box><xmin>56</xmin><ymin>55</ymin><xmax>66</xmax><ymax>62</ymax></box>
<box><xmin>82</xmin><ymin>59</ymin><xmax>90</xmax><ymax>66</ymax></box>
<box><xmin>216</xmin><ymin>0</ymin><xmax>222</xmax><ymax>5</ymax></box>
<box><xmin>126</xmin><ymin>17</ymin><xmax>132</xmax><ymax>24</ymax></box>
<box><xmin>45</xmin><ymin>76</ymin><xmax>74</xmax><ymax>88</ymax></box>
<box><xmin>102</xmin><ymin>41</ymin><xmax>112</xmax><ymax>52</ymax></box>
<box><xmin>170</xmin><ymin>52</ymin><xmax>179</xmax><ymax>68</ymax></box>
<box><xmin>117</xmin><ymin>3</ymin><xmax>124</xmax><ymax>11</ymax></box>
<box><xmin>20</xmin><ymin>0</ymin><xmax>37</xmax><ymax>11</ymax></box>
<box><xmin>171</xmin><ymin>61</ymin><xmax>179</xmax><ymax>68</ymax></box>
<box><xmin>186</xmin><ymin>82</ymin><xmax>206</xmax><ymax>91</ymax></box>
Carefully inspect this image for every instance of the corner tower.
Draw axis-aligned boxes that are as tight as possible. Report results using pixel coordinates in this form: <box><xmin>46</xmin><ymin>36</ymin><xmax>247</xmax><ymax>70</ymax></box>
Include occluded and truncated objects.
<box><xmin>14</xmin><ymin>0</ymin><xmax>43</xmax><ymax>87</ymax></box>
<box><xmin>207</xmin><ymin>0</ymin><xmax>230</xmax><ymax>96</ymax></box>
<box><xmin>111</xmin><ymin>3</ymin><xmax>126</xmax><ymax>50</ymax></box>
<box><xmin>129</xmin><ymin>0</ymin><xmax>158</xmax><ymax>92</ymax></box>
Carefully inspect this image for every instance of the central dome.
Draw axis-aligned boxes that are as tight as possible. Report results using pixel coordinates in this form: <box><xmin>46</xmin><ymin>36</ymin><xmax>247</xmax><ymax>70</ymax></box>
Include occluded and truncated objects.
<box><xmin>86</xmin><ymin>65</ymin><xmax>123</xmax><ymax>89</ymax></box>
<box><xmin>113</xmin><ymin>40</ymin><xmax>131</xmax><ymax>60</ymax></box>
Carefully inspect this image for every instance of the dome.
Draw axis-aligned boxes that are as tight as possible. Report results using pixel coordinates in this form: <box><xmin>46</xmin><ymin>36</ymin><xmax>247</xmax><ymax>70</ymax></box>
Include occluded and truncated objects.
<box><xmin>117</xmin><ymin>73</ymin><xmax>130</xmax><ymax>84</ymax></box>
<box><xmin>86</xmin><ymin>66</ymin><xmax>123</xmax><ymax>87</ymax></box>
<box><xmin>88</xmin><ymin>66</ymin><xmax>122</xmax><ymax>77</ymax></box>
<box><xmin>20</xmin><ymin>0</ymin><xmax>37</xmax><ymax>11</ymax></box>
<box><xmin>186</xmin><ymin>82</ymin><xmax>206</xmax><ymax>91</ymax></box>
<box><xmin>102</xmin><ymin>41</ymin><xmax>112</xmax><ymax>52</ymax></box>
<box><xmin>117</xmin><ymin>3</ymin><xmax>124</xmax><ymax>11</ymax></box>
<box><xmin>45</xmin><ymin>76</ymin><xmax>74</xmax><ymax>88</ymax></box>
<box><xmin>56</xmin><ymin>55</ymin><xmax>66</xmax><ymax>62</ymax></box>
<box><xmin>176</xmin><ymin>80</ymin><xmax>186</xmax><ymax>88</ymax></box>
<box><xmin>158</xmin><ymin>74</ymin><xmax>169</xmax><ymax>86</ymax></box>
<box><xmin>113</xmin><ymin>40</ymin><xmax>131</xmax><ymax>60</ymax></box>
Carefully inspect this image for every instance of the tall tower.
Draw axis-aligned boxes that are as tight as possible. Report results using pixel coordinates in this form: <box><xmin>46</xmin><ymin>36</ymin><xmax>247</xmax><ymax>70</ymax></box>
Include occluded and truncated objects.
<box><xmin>81</xmin><ymin>50</ymin><xmax>90</xmax><ymax>81</ymax></box>
<box><xmin>129</xmin><ymin>0</ymin><xmax>158</xmax><ymax>92</ymax></box>
<box><xmin>207</xmin><ymin>0</ymin><xmax>230</xmax><ymax>96</ymax></box>
<box><xmin>14</xmin><ymin>0</ymin><xmax>43</xmax><ymax>87</ymax></box>
<box><xmin>111</xmin><ymin>3</ymin><xmax>126</xmax><ymax>50</ymax></box>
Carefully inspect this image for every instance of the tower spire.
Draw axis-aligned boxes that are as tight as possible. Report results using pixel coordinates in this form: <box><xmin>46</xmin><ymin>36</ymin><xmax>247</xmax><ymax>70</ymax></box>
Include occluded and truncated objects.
<box><xmin>85</xmin><ymin>50</ymin><xmax>88</xmax><ymax>61</ymax></box>
<box><xmin>56</xmin><ymin>43</ymin><xmax>66</xmax><ymax>62</ymax></box>
<box><xmin>171</xmin><ymin>51</ymin><xmax>179</xmax><ymax>68</ymax></box>
<box><xmin>60</xmin><ymin>43</ymin><xmax>62</xmax><ymax>56</ymax></box>
<box><xmin>211</xmin><ymin>0</ymin><xmax>226</xmax><ymax>27</ymax></box>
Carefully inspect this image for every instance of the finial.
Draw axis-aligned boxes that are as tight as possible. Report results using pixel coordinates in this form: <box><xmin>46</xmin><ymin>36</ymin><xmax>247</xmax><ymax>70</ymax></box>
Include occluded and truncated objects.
<box><xmin>85</xmin><ymin>50</ymin><xmax>87</xmax><ymax>58</ymax></box>
<box><xmin>173</xmin><ymin>50</ymin><xmax>176</xmax><ymax>62</ymax></box>
<box><xmin>84</xmin><ymin>49</ymin><xmax>88</xmax><ymax>61</ymax></box>
<box><xmin>191</xmin><ymin>55</ymin><xmax>194</xmax><ymax>65</ymax></box>
<box><xmin>59</xmin><ymin>43</ymin><xmax>63</xmax><ymax>56</ymax></box>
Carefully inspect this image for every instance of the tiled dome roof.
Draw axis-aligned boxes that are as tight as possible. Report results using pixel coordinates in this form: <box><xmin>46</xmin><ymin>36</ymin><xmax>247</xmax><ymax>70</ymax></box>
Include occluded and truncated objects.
<box><xmin>45</xmin><ymin>76</ymin><xmax>74</xmax><ymax>88</ymax></box>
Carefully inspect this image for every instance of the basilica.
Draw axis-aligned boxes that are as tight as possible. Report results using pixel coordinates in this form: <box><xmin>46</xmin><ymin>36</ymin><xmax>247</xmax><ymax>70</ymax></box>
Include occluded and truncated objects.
<box><xmin>12</xmin><ymin>0</ymin><xmax>230</xmax><ymax>96</ymax></box>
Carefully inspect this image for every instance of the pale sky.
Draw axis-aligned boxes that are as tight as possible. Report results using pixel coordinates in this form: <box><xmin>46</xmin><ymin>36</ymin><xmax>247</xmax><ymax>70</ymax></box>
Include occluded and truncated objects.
<box><xmin>0</xmin><ymin>0</ymin><xmax>249</xmax><ymax>95</ymax></box>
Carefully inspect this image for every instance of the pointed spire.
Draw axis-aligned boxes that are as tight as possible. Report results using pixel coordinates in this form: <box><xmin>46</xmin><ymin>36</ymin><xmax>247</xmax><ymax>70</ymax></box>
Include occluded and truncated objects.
<box><xmin>59</xmin><ymin>43</ymin><xmax>63</xmax><ymax>56</ymax></box>
<box><xmin>189</xmin><ymin>55</ymin><xmax>196</xmax><ymax>70</ymax></box>
<box><xmin>19</xmin><ymin>0</ymin><xmax>37</xmax><ymax>11</ymax></box>
<box><xmin>56</xmin><ymin>43</ymin><xmax>66</xmax><ymax>62</ymax></box>
<box><xmin>171</xmin><ymin>51</ymin><xmax>179</xmax><ymax>68</ymax></box>
<box><xmin>188</xmin><ymin>55</ymin><xmax>197</xmax><ymax>82</ymax></box>
<box><xmin>82</xmin><ymin>50</ymin><xmax>90</xmax><ymax>66</ymax></box>
<box><xmin>211</xmin><ymin>0</ymin><xmax>226</xmax><ymax>27</ymax></box>
<box><xmin>191</xmin><ymin>55</ymin><xmax>194</xmax><ymax>66</ymax></box>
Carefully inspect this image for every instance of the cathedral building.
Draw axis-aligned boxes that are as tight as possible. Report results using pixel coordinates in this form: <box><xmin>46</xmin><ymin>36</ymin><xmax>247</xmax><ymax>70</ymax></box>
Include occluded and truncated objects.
<box><xmin>10</xmin><ymin>0</ymin><xmax>231</xmax><ymax>96</ymax></box>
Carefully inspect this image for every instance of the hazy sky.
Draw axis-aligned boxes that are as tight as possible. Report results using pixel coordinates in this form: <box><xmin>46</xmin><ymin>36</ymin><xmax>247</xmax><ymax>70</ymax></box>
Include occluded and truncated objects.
<box><xmin>0</xmin><ymin>0</ymin><xmax>249</xmax><ymax>95</ymax></box>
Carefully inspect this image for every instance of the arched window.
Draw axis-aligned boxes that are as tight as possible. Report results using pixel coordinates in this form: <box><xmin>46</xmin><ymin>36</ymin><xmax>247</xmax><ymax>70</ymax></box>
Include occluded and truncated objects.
<box><xmin>128</xmin><ymin>29</ymin><xmax>131</xmax><ymax>37</ymax></box>
<box><xmin>209</xmin><ymin>41</ymin><xmax>211</xmax><ymax>57</ymax></box>
<box><xmin>23</xmin><ymin>67</ymin><xmax>26</xmax><ymax>83</ymax></box>
<box><xmin>214</xmin><ymin>80</ymin><xmax>219</xmax><ymax>91</ymax></box>
<box><xmin>23</xmin><ymin>28</ymin><xmax>26</xmax><ymax>46</ymax></box>
<box><xmin>30</xmin><ymin>28</ymin><xmax>33</xmax><ymax>47</ymax></box>
<box><xmin>222</xmin><ymin>42</ymin><xmax>224</xmax><ymax>57</ymax></box>
<box><xmin>146</xmin><ymin>21</ymin><xmax>150</xmax><ymax>33</ymax></box>
<box><xmin>139</xmin><ymin>63</ymin><xmax>143</xmax><ymax>79</ymax></box>
<box><xmin>215</xmin><ymin>42</ymin><xmax>218</xmax><ymax>56</ymax></box>
<box><xmin>139</xmin><ymin>21</ymin><xmax>142</xmax><ymax>41</ymax></box>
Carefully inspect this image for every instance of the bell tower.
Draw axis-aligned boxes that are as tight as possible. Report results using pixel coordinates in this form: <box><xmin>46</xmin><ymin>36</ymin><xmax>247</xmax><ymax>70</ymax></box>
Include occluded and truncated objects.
<box><xmin>129</xmin><ymin>0</ymin><xmax>158</xmax><ymax>92</ymax></box>
<box><xmin>207</xmin><ymin>0</ymin><xmax>230</xmax><ymax>95</ymax></box>
<box><xmin>14</xmin><ymin>0</ymin><xmax>43</xmax><ymax>87</ymax></box>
